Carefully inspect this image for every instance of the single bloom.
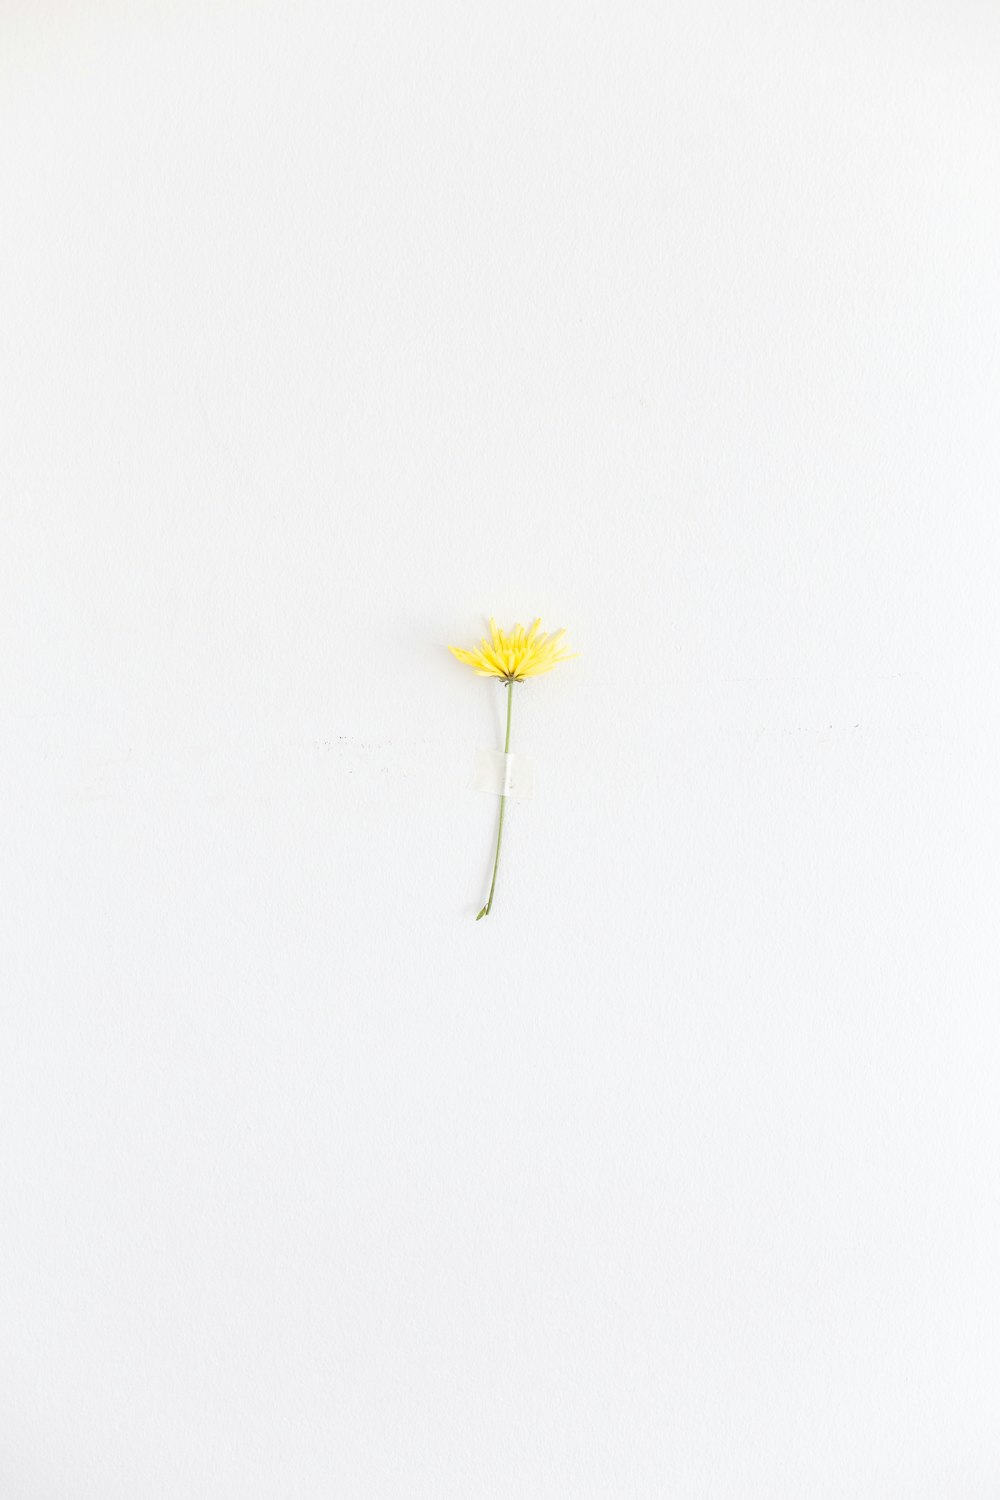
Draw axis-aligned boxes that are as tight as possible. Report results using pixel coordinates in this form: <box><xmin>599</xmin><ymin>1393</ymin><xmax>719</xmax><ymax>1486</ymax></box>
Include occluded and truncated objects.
<box><xmin>450</xmin><ymin>615</ymin><xmax>577</xmax><ymax>920</ymax></box>
<box><xmin>449</xmin><ymin>617</ymin><xmax>577</xmax><ymax>682</ymax></box>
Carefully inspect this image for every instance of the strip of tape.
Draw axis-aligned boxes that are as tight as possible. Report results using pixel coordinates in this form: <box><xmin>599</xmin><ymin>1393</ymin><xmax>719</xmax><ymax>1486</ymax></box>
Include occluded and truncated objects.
<box><xmin>471</xmin><ymin>749</ymin><xmax>536</xmax><ymax>802</ymax></box>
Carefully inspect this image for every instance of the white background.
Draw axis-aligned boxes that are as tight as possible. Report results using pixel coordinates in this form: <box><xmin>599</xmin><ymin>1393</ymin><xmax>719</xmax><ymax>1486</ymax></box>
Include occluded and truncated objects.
<box><xmin>3</xmin><ymin>2</ymin><xmax>1000</xmax><ymax>1495</ymax></box>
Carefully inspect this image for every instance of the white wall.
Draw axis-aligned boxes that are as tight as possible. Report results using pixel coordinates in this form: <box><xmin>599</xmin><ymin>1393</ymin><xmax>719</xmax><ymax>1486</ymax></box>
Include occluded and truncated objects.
<box><xmin>3</xmin><ymin>2</ymin><xmax>1000</xmax><ymax>1495</ymax></box>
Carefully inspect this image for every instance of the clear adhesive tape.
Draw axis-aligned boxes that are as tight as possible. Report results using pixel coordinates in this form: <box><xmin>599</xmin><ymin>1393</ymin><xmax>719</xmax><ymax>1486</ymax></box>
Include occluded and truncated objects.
<box><xmin>471</xmin><ymin>749</ymin><xmax>536</xmax><ymax>802</ymax></box>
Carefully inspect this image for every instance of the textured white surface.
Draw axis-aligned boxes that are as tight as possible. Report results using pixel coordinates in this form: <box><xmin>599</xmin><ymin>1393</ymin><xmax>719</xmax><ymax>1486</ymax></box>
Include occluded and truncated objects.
<box><xmin>2</xmin><ymin>2</ymin><xmax>1000</xmax><ymax>1495</ymax></box>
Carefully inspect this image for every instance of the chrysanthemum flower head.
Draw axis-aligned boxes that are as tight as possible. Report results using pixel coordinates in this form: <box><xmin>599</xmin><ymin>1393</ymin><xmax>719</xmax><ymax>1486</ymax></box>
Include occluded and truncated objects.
<box><xmin>449</xmin><ymin>617</ymin><xmax>577</xmax><ymax>682</ymax></box>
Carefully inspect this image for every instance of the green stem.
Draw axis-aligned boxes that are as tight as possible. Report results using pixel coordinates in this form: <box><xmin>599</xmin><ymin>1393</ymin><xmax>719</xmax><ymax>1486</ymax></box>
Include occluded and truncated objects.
<box><xmin>476</xmin><ymin>679</ymin><xmax>514</xmax><ymax>920</ymax></box>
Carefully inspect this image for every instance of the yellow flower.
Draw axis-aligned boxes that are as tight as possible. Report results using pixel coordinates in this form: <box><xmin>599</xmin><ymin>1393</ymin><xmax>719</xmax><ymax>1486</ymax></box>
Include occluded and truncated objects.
<box><xmin>451</xmin><ymin>615</ymin><xmax>577</xmax><ymax>919</ymax></box>
<box><xmin>449</xmin><ymin>617</ymin><xmax>577</xmax><ymax>682</ymax></box>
